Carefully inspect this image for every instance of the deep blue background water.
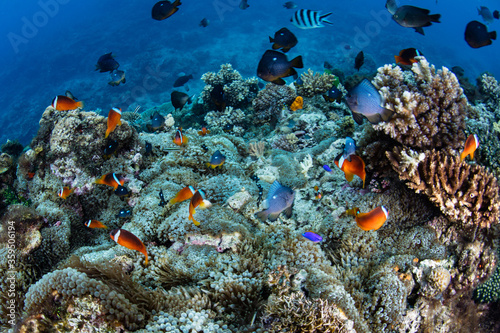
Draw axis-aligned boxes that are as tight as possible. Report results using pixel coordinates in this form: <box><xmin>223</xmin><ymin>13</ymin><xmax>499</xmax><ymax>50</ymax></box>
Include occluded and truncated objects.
<box><xmin>0</xmin><ymin>0</ymin><xmax>498</xmax><ymax>146</ymax></box>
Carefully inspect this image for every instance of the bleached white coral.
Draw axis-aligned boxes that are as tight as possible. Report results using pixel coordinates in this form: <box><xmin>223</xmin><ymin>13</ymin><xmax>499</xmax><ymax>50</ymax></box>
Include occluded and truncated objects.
<box><xmin>299</xmin><ymin>154</ymin><xmax>313</xmax><ymax>178</ymax></box>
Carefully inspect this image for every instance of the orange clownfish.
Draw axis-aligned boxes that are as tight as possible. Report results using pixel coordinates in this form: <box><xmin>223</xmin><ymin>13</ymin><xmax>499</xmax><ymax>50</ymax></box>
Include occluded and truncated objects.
<box><xmin>110</xmin><ymin>229</ymin><xmax>148</xmax><ymax>266</ymax></box>
<box><xmin>105</xmin><ymin>107</ymin><xmax>122</xmax><ymax>138</ymax></box>
<box><xmin>173</xmin><ymin>127</ymin><xmax>188</xmax><ymax>146</ymax></box>
<box><xmin>169</xmin><ymin>185</ymin><xmax>196</xmax><ymax>205</ymax></box>
<box><xmin>198</xmin><ymin>127</ymin><xmax>211</xmax><ymax>136</ymax></box>
<box><xmin>314</xmin><ymin>185</ymin><xmax>322</xmax><ymax>200</ymax></box>
<box><xmin>355</xmin><ymin>206</ymin><xmax>388</xmax><ymax>231</ymax></box>
<box><xmin>334</xmin><ymin>153</ymin><xmax>366</xmax><ymax>188</ymax></box>
<box><xmin>188</xmin><ymin>189</ymin><xmax>212</xmax><ymax>226</ymax></box>
<box><xmin>394</xmin><ymin>48</ymin><xmax>422</xmax><ymax>66</ymax></box>
<box><xmin>51</xmin><ymin>95</ymin><xmax>84</xmax><ymax>111</ymax></box>
<box><xmin>95</xmin><ymin>172</ymin><xmax>125</xmax><ymax>190</ymax></box>
<box><xmin>58</xmin><ymin>186</ymin><xmax>74</xmax><ymax>199</ymax></box>
<box><xmin>85</xmin><ymin>219</ymin><xmax>108</xmax><ymax>229</ymax></box>
<box><xmin>290</xmin><ymin>96</ymin><xmax>303</xmax><ymax>111</ymax></box>
<box><xmin>460</xmin><ymin>134</ymin><xmax>479</xmax><ymax>162</ymax></box>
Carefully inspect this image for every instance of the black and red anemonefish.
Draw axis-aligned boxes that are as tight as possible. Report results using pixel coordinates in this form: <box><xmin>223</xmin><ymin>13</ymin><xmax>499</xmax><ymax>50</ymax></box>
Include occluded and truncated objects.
<box><xmin>314</xmin><ymin>185</ymin><xmax>322</xmax><ymax>200</ymax></box>
<box><xmin>460</xmin><ymin>134</ymin><xmax>479</xmax><ymax>162</ymax></box>
<box><xmin>58</xmin><ymin>186</ymin><xmax>74</xmax><ymax>199</ymax></box>
<box><xmin>354</xmin><ymin>206</ymin><xmax>389</xmax><ymax>231</ymax></box>
<box><xmin>173</xmin><ymin>127</ymin><xmax>188</xmax><ymax>146</ymax></box>
<box><xmin>51</xmin><ymin>95</ymin><xmax>84</xmax><ymax>111</ymax></box>
<box><xmin>189</xmin><ymin>189</ymin><xmax>212</xmax><ymax>226</ymax></box>
<box><xmin>105</xmin><ymin>107</ymin><xmax>122</xmax><ymax>138</ymax></box>
<box><xmin>169</xmin><ymin>185</ymin><xmax>196</xmax><ymax>206</ymax></box>
<box><xmin>198</xmin><ymin>127</ymin><xmax>210</xmax><ymax>136</ymax></box>
<box><xmin>95</xmin><ymin>173</ymin><xmax>125</xmax><ymax>190</ymax></box>
<box><xmin>85</xmin><ymin>219</ymin><xmax>108</xmax><ymax>229</ymax></box>
<box><xmin>110</xmin><ymin>229</ymin><xmax>148</xmax><ymax>266</ymax></box>
<box><xmin>334</xmin><ymin>153</ymin><xmax>366</xmax><ymax>188</ymax></box>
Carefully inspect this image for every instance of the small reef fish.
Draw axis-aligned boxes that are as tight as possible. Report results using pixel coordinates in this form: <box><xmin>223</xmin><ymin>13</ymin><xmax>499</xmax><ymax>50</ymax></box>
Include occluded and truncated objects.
<box><xmin>210</xmin><ymin>84</ymin><xmax>226</xmax><ymax>111</ymax></box>
<box><xmin>255</xmin><ymin>180</ymin><xmax>295</xmax><ymax>222</ymax></box>
<box><xmin>355</xmin><ymin>206</ymin><xmax>389</xmax><ymax>231</ymax></box>
<box><xmin>108</xmin><ymin>69</ymin><xmax>126</xmax><ymax>86</ymax></box>
<box><xmin>173</xmin><ymin>127</ymin><xmax>188</xmax><ymax>146</ymax></box>
<box><xmin>173</xmin><ymin>74</ymin><xmax>193</xmax><ymax>88</ymax></box>
<box><xmin>313</xmin><ymin>185</ymin><xmax>322</xmax><ymax>200</ymax></box>
<box><xmin>345</xmin><ymin>207</ymin><xmax>360</xmax><ymax>217</ymax></box>
<box><xmin>171</xmin><ymin>91</ymin><xmax>192</xmax><ymax>111</ymax></box>
<box><xmin>170</xmin><ymin>185</ymin><xmax>196</xmax><ymax>205</ymax></box>
<box><xmin>334</xmin><ymin>153</ymin><xmax>366</xmax><ymax>188</ymax></box>
<box><xmin>465</xmin><ymin>21</ymin><xmax>497</xmax><ymax>49</ymax></box>
<box><xmin>85</xmin><ymin>220</ymin><xmax>108</xmax><ymax>229</ymax></box>
<box><xmin>343</xmin><ymin>137</ymin><xmax>356</xmax><ymax>162</ymax></box>
<box><xmin>460</xmin><ymin>134</ymin><xmax>479</xmax><ymax>162</ymax></box>
<box><xmin>206</xmin><ymin>150</ymin><xmax>226</xmax><ymax>169</ymax></box>
<box><xmin>152</xmin><ymin>0</ymin><xmax>181</xmax><ymax>21</ymax></box>
<box><xmin>451</xmin><ymin>66</ymin><xmax>465</xmax><ymax>77</ymax></box>
<box><xmin>144</xmin><ymin>141</ymin><xmax>153</xmax><ymax>156</ymax></box>
<box><xmin>257</xmin><ymin>50</ymin><xmax>303</xmax><ymax>85</ymax></box>
<box><xmin>189</xmin><ymin>189</ymin><xmax>212</xmax><ymax>226</ymax></box>
<box><xmin>103</xmin><ymin>139</ymin><xmax>118</xmax><ymax>159</ymax></box>
<box><xmin>290</xmin><ymin>96</ymin><xmax>303</xmax><ymax>111</ymax></box>
<box><xmin>323</xmin><ymin>165</ymin><xmax>333</xmax><ymax>172</ymax></box>
<box><xmin>239</xmin><ymin>0</ymin><xmax>249</xmax><ymax>10</ymax></box>
<box><xmin>114</xmin><ymin>185</ymin><xmax>130</xmax><ymax>201</ymax></box>
<box><xmin>65</xmin><ymin>90</ymin><xmax>78</xmax><ymax>100</ymax></box>
<box><xmin>198</xmin><ymin>127</ymin><xmax>210</xmax><ymax>136</ymax></box>
<box><xmin>105</xmin><ymin>107</ymin><xmax>122</xmax><ymax>138</ymax></box>
<box><xmin>223</xmin><ymin>124</ymin><xmax>234</xmax><ymax>133</ymax></box>
<box><xmin>158</xmin><ymin>190</ymin><xmax>167</xmax><ymax>207</ymax></box>
<box><xmin>391</xmin><ymin>5</ymin><xmax>441</xmax><ymax>35</ymax></box>
<box><xmin>323</xmin><ymin>86</ymin><xmax>342</xmax><ymax>103</ymax></box>
<box><xmin>110</xmin><ymin>229</ymin><xmax>148</xmax><ymax>266</ymax></box>
<box><xmin>283</xmin><ymin>1</ymin><xmax>297</xmax><ymax>9</ymax></box>
<box><xmin>354</xmin><ymin>51</ymin><xmax>364</xmax><ymax>71</ymax></box>
<box><xmin>58</xmin><ymin>186</ymin><xmax>74</xmax><ymax>199</ymax></box>
<box><xmin>51</xmin><ymin>95</ymin><xmax>83</xmax><ymax>111</ymax></box>
<box><xmin>302</xmin><ymin>231</ymin><xmax>323</xmax><ymax>242</ymax></box>
<box><xmin>478</xmin><ymin>6</ymin><xmax>494</xmax><ymax>25</ymax></box>
<box><xmin>95</xmin><ymin>52</ymin><xmax>119</xmax><ymax>73</ymax></box>
<box><xmin>346</xmin><ymin>79</ymin><xmax>394</xmax><ymax>125</ymax></box>
<box><xmin>149</xmin><ymin>111</ymin><xmax>165</xmax><ymax>131</ymax></box>
<box><xmin>199</xmin><ymin>18</ymin><xmax>209</xmax><ymax>27</ymax></box>
<box><xmin>95</xmin><ymin>172</ymin><xmax>125</xmax><ymax>190</ymax></box>
<box><xmin>291</xmin><ymin>9</ymin><xmax>333</xmax><ymax>29</ymax></box>
<box><xmin>116</xmin><ymin>208</ymin><xmax>132</xmax><ymax>218</ymax></box>
<box><xmin>494</xmin><ymin>10</ymin><xmax>500</xmax><ymax>20</ymax></box>
<box><xmin>394</xmin><ymin>48</ymin><xmax>423</xmax><ymax>65</ymax></box>
<box><xmin>269</xmin><ymin>27</ymin><xmax>298</xmax><ymax>53</ymax></box>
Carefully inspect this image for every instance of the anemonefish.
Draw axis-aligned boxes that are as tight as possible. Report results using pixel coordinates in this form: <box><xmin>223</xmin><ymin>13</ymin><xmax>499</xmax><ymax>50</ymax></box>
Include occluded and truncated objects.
<box><xmin>314</xmin><ymin>185</ymin><xmax>322</xmax><ymax>200</ymax></box>
<box><xmin>290</xmin><ymin>96</ymin><xmax>303</xmax><ymax>111</ymax></box>
<box><xmin>85</xmin><ymin>219</ymin><xmax>108</xmax><ymax>229</ymax></box>
<box><xmin>188</xmin><ymin>189</ymin><xmax>212</xmax><ymax>226</ymax></box>
<box><xmin>198</xmin><ymin>127</ymin><xmax>211</xmax><ymax>136</ymax></box>
<box><xmin>110</xmin><ymin>229</ymin><xmax>148</xmax><ymax>266</ymax></box>
<box><xmin>169</xmin><ymin>185</ymin><xmax>196</xmax><ymax>206</ymax></box>
<box><xmin>334</xmin><ymin>153</ymin><xmax>366</xmax><ymax>188</ymax></box>
<box><xmin>206</xmin><ymin>150</ymin><xmax>226</xmax><ymax>169</ymax></box>
<box><xmin>105</xmin><ymin>107</ymin><xmax>122</xmax><ymax>138</ymax></box>
<box><xmin>58</xmin><ymin>186</ymin><xmax>74</xmax><ymax>199</ymax></box>
<box><xmin>95</xmin><ymin>173</ymin><xmax>125</xmax><ymax>190</ymax></box>
<box><xmin>345</xmin><ymin>207</ymin><xmax>360</xmax><ymax>217</ymax></box>
<box><xmin>355</xmin><ymin>206</ymin><xmax>388</xmax><ymax>231</ymax></box>
<box><xmin>51</xmin><ymin>95</ymin><xmax>84</xmax><ymax>111</ymax></box>
<box><xmin>27</xmin><ymin>172</ymin><xmax>35</xmax><ymax>180</ymax></box>
<box><xmin>460</xmin><ymin>134</ymin><xmax>479</xmax><ymax>162</ymax></box>
<box><xmin>394</xmin><ymin>48</ymin><xmax>423</xmax><ymax>66</ymax></box>
<box><xmin>173</xmin><ymin>127</ymin><xmax>188</xmax><ymax>146</ymax></box>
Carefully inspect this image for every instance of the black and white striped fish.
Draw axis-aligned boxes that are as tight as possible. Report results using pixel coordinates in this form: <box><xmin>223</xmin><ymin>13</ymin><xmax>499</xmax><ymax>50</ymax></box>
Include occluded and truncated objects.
<box><xmin>291</xmin><ymin>9</ymin><xmax>333</xmax><ymax>29</ymax></box>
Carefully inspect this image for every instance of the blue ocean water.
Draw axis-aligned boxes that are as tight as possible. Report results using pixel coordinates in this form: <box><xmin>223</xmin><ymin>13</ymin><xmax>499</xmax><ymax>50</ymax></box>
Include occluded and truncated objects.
<box><xmin>0</xmin><ymin>0</ymin><xmax>498</xmax><ymax>145</ymax></box>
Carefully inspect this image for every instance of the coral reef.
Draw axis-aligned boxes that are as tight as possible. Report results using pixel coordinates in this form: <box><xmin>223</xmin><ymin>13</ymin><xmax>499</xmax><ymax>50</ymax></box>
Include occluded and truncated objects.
<box><xmin>252</xmin><ymin>83</ymin><xmax>296</xmax><ymax>125</ymax></box>
<box><xmin>296</xmin><ymin>69</ymin><xmax>337</xmax><ymax>97</ymax></box>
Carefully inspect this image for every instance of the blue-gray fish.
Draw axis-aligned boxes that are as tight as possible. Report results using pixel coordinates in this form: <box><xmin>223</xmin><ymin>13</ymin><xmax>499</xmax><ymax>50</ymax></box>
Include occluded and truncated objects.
<box><xmin>478</xmin><ymin>6</ymin><xmax>494</xmax><ymax>25</ymax></box>
<box><xmin>343</xmin><ymin>137</ymin><xmax>356</xmax><ymax>161</ymax></box>
<box><xmin>149</xmin><ymin>111</ymin><xmax>165</xmax><ymax>131</ymax></box>
<box><xmin>346</xmin><ymin>79</ymin><xmax>394</xmax><ymax>125</ymax></box>
<box><xmin>255</xmin><ymin>181</ymin><xmax>295</xmax><ymax>222</ymax></box>
<box><xmin>291</xmin><ymin>9</ymin><xmax>333</xmax><ymax>29</ymax></box>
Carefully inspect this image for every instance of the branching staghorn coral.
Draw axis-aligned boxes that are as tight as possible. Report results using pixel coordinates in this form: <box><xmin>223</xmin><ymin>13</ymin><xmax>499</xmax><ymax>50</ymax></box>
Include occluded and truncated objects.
<box><xmin>373</xmin><ymin>57</ymin><xmax>468</xmax><ymax>150</ymax></box>
<box><xmin>295</xmin><ymin>69</ymin><xmax>337</xmax><ymax>97</ymax></box>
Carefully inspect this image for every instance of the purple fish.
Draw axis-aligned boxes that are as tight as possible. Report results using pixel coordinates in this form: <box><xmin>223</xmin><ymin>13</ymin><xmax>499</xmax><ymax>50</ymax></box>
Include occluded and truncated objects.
<box><xmin>303</xmin><ymin>231</ymin><xmax>323</xmax><ymax>242</ymax></box>
<box><xmin>255</xmin><ymin>180</ymin><xmax>295</xmax><ymax>221</ymax></box>
<box><xmin>323</xmin><ymin>165</ymin><xmax>332</xmax><ymax>172</ymax></box>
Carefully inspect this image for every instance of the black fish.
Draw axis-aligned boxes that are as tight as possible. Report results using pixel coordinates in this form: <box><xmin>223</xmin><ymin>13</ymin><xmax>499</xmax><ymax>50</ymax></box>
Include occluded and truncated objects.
<box><xmin>394</xmin><ymin>48</ymin><xmax>423</xmax><ymax>65</ymax></box>
<box><xmin>210</xmin><ymin>84</ymin><xmax>226</xmax><ymax>111</ymax></box>
<box><xmin>114</xmin><ymin>185</ymin><xmax>130</xmax><ymax>201</ymax></box>
<box><xmin>283</xmin><ymin>1</ymin><xmax>297</xmax><ymax>9</ymax></box>
<box><xmin>149</xmin><ymin>111</ymin><xmax>165</xmax><ymax>131</ymax></box>
<box><xmin>451</xmin><ymin>66</ymin><xmax>465</xmax><ymax>77</ymax></box>
<box><xmin>103</xmin><ymin>139</ymin><xmax>118</xmax><ymax>159</ymax></box>
<box><xmin>257</xmin><ymin>50</ymin><xmax>303</xmax><ymax>85</ymax></box>
<box><xmin>239</xmin><ymin>0</ymin><xmax>249</xmax><ymax>10</ymax></box>
<box><xmin>354</xmin><ymin>51</ymin><xmax>364</xmax><ymax>71</ymax></box>
<box><xmin>465</xmin><ymin>21</ymin><xmax>496</xmax><ymax>48</ymax></box>
<box><xmin>171</xmin><ymin>91</ymin><xmax>192</xmax><ymax>110</ymax></box>
<box><xmin>199</xmin><ymin>18</ymin><xmax>209</xmax><ymax>27</ymax></box>
<box><xmin>95</xmin><ymin>52</ymin><xmax>119</xmax><ymax>73</ymax></box>
<box><xmin>269</xmin><ymin>27</ymin><xmax>298</xmax><ymax>53</ymax></box>
<box><xmin>223</xmin><ymin>124</ymin><xmax>233</xmax><ymax>133</ymax></box>
<box><xmin>494</xmin><ymin>10</ymin><xmax>499</xmax><ymax>20</ymax></box>
<box><xmin>108</xmin><ymin>69</ymin><xmax>126</xmax><ymax>86</ymax></box>
<box><xmin>158</xmin><ymin>190</ymin><xmax>167</xmax><ymax>207</ymax></box>
<box><xmin>173</xmin><ymin>74</ymin><xmax>193</xmax><ymax>87</ymax></box>
<box><xmin>116</xmin><ymin>208</ymin><xmax>132</xmax><ymax>218</ymax></box>
<box><xmin>145</xmin><ymin>141</ymin><xmax>153</xmax><ymax>156</ymax></box>
<box><xmin>324</xmin><ymin>61</ymin><xmax>333</xmax><ymax>70</ymax></box>
<box><xmin>323</xmin><ymin>86</ymin><xmax>342</xmax><ymax>103</ymax></box>
<box><xmin>392</xmin><ymin>5</ymin><xmax>441</xmax><ymax>35</ymax></box>
<box><xmin>152</xmin><ymin>0</ymin><xmax>181</xmax><ymax>20</ymax></box>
